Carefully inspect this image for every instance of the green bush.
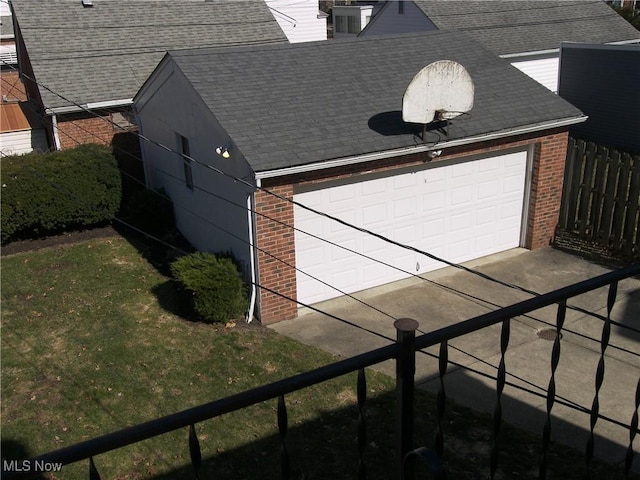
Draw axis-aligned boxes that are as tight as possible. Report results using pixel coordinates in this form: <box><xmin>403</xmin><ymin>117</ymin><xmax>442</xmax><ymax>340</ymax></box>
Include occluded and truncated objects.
<box><xmin>171</xmin><ymin>252</ymin><xmax>248</xmax><ymax>323</ymax></box>
<box><xmin>1</xmin><ymin>144</ymin><xmax>121</xmax><ymax>244</ymax></box>
<box><xmin>124</xmin><ymin>188</ymin><xmax>175</xmax><ymax>237</ymax></box>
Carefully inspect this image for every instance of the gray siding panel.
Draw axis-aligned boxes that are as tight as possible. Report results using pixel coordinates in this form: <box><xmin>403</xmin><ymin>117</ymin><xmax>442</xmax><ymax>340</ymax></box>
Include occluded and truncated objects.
<box><xmin>360</xmin><ymin>1</ymin><xmax>437</xmax><ymax>36</ymax></box>
<box><xmin>558</xmin><ymin>44</ymin><xmax>640</xmax><ymax>152</ymax></box>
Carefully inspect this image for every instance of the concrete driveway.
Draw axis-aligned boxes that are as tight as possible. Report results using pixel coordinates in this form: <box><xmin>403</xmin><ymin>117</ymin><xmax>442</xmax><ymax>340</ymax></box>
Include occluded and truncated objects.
<box><xmin>270</xmin><ymin>247</ymin><xmax>640</xmax><ymax>472</ymax></box>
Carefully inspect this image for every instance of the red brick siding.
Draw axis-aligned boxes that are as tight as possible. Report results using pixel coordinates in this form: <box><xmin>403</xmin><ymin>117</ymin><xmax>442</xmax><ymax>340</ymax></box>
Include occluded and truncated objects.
<box><xmin>525</xmin><ymin>132</ymin><xmax>569</xmax><ymax>249</ymax></box>
<box><xmin>256</xmin><ymin>130</ymin><xmax>570</xmax><ymax>324</ymax></box>
<box><xmin>56</xmin><ymin>112</ymin><xmax>116</xmax><ymax>149</ymax></box>
<box><xmin>254</xmin><ymin>185</ymin><xmax>298</xmax><ymax>323</ymax></box>
<box><xmin>1</xmin><ymin>70</ymin><xmax>27</xmax><ymax>102</ymax></box>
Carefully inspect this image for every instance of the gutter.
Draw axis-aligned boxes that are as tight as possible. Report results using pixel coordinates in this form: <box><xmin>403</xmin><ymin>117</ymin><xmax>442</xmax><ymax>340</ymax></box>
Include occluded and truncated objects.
<box><xmin>45</xmin><ymin>98</ymin><xmax>133</xmax><ymax>115</ymax></box>
<box><xmin>255</xmin><ymin>115</ymin><xmax>588</xmax><ymax>180</ymax></box>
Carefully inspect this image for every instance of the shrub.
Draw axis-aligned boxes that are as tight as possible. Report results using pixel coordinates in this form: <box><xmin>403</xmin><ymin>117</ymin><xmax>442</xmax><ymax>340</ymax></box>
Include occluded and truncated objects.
<box><xmin>171</xmin><ymin>252</ymin><xmax>248</xmax><ymax>323</ymax></box>
<box><xmin>1</xmin><ymin>144</ymin><xmax>121</xmax><ymax>244</ymax></box>
<box><xmin>124</xmin><ymin>188</ymin><xmax>175</xmax><ymax>237</ymax></box>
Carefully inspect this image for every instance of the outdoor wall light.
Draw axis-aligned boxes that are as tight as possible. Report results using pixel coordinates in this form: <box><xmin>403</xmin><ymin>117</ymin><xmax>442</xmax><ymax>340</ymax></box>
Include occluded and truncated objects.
<box><xmin>215</xmin><ymin>145</ymin><xmax>231</xmax><ymax>159</ymax></box>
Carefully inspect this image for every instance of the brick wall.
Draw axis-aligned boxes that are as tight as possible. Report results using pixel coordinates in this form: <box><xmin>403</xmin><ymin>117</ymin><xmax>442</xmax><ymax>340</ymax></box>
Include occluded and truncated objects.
<box><xmin>254</xmin><ymin>185</ymin><xmax>298</xmax><ymax>323</ymax></box>
<box><xmin>0</xmin><ymin>70</ymin><xmax>27</xmax><ymax>102</ymax></box>
<box><xmin>56</xmin><ymin>112</ymin><xmax>116</xmax><ymax>149</ymax></box>
<box><xmin>255</xmin><ymin>130</ymin><xmax>570</xmax><ymax>324</ymax></box>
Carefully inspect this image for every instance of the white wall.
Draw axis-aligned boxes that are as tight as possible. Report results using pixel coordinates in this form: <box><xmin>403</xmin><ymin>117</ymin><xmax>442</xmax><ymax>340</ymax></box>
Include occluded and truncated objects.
<box><xmin>510</xmin><ymin>56</ymin><xmax>560</xmax><ymax>93</ymax></box>
<box><xmin>265</xmin><ymin>0</ymin><xmax>327</xmax><ymax>43</ymax></box>
<box><xmin>0</xmin><ymin>129</ymin><xmax>48</xmax><ymax>156</ymax></box>
<box><xmin>135</xmin><ymin>61</ymin><xmax>256</xmax><ymax>276</ymax></box>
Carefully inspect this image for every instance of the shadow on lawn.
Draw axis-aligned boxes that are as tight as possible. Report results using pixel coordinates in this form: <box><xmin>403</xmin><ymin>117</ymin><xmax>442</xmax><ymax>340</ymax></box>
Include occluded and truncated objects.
<box><xmin>141</xmin><ymin>371</ymin><xmax>634</xmax><ymax>480</ymax></box>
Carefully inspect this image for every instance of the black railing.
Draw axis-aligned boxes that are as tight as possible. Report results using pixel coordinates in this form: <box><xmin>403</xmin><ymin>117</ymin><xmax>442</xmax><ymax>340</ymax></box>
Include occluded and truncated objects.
<box><xmin>3</xmin><ymin>263</ymin><xmax>639</xmax><ymax>480</ymax></box>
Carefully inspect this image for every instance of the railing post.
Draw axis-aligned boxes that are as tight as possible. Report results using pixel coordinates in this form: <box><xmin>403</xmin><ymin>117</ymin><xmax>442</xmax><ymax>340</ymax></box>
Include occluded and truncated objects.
<box><xmin>395</xmin><ymin>318</ymin><xmax>419</xmax><ymax>480</ymax></box>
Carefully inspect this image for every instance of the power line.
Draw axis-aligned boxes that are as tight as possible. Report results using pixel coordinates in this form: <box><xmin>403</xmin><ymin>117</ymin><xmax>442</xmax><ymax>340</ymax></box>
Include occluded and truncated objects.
<box><xmin>6</xmin><ymin>92</ymin><xmax>636</xmax><ymax>431</ymax></box>
<box><xmin>3</xmin><ymin>60</ymin><xmax>638</xmax><ymax>339</ymax></box>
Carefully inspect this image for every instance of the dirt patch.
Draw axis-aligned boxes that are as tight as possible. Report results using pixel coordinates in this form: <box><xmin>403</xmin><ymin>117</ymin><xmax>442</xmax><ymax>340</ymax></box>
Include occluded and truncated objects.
<box><xmin>1</xmin><ymin>225</ymin><xmax>119</xmax><ymax>257</ymax></box>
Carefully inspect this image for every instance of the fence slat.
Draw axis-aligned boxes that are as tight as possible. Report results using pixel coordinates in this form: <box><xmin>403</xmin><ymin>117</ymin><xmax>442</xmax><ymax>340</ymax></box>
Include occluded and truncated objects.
<box><xmin>611</xmin><ymin>154</ymin><xmax>632</xmax><ymax>252</ymax></box>
<box><xmin>598</xmin><ymin>151</ymin><xmax>620</xmax><ymax>245</ymax></box>
<box><xmin>578</xmin><ymin>142</ymin><xmax>597</xmax><ymax>238</ymax></box>
<box><xmin>559</xmin><ymin>137</ymin><xmax>578</xmax><ymax>229</ymax></box>
<box><xmin>566</xmin><ymin>138</ymin><xmax>587</xmax><ymax>229</ymax></box>
<box><xmin>590</xmin><ymin>147</ymin><xmax>608</xmax><ymax>240</ymax></box>
<box><xmin>622</xmin><ymin>155</ymin><xmax>640</xmax><ymax>256</ymax></box>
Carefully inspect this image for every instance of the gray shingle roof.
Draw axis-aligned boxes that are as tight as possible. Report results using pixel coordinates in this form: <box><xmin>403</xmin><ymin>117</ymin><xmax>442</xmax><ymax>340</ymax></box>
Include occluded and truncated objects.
<box><xmin>10</xmin><ymin>0</ymin><xmax>287</xmax><ymax>110</ymax></box>
<box><xmin>413</xmin><ymin>0</ymin><xmax>640</xmax><ymax>55</ymax></box>
<box><xmin>166</xmin><ymin>31</ymin><xmax>584</xmax><ymax>172</ymax></box>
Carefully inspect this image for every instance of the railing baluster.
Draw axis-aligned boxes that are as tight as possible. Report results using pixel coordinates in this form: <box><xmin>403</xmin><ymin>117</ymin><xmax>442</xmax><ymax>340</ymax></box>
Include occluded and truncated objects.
<box><xmin>625</xmin><ymin>377</ymin><xmax>640</xmax><ymax>478</ymax></box>
<box><xmin>435</xmin><ymin>340</ymin><xmax>448</xmax><ymax>460</ymax></box>
<box><xmin>89</xmin><ymin>456</ymin><xmax>101</xmax><ymax>480</ymax></box>
<box><xmin>490</xmin><ymin>319</ymin><xmax>510</xmax><ymax>479</ymax></box>
<box><xmin>539</xmin><ymin>300</ymin><xmax>567</xmax><ymax>480</ymax></box>
<box><xmin>278</xmin><ymin>394</ymin><xmax>290</xmax><ymax>480</ymax></box>
<box><xmin>357</xmin><ymin>367</ymin><xmax>367</xmax><ymax>480</ymax></box>
<box><xmin>189</xmin><ymin>424</ymin><xmax>202</xmax><ymax>480</ymax></box>
<box><xmin>585</xmin><ymin>281</ymin><xmax>617</xmax><ymax>478</ymax></box>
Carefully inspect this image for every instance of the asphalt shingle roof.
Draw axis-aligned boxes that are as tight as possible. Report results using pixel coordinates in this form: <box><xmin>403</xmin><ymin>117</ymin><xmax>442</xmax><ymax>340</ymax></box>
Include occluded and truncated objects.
<box><xmin>10</xmin><ymin>0</ymin><xmax>287</xmax><ymax>110</ymax></box>
<box><xmin>165</xmin><ymin>31</ymin><xmax>584</xmax><ymax>172</ymax></box>
<box><xmin>412</xmin><ymin>0</ymin><xmax>640</xmax><ymax>55</ymax></box>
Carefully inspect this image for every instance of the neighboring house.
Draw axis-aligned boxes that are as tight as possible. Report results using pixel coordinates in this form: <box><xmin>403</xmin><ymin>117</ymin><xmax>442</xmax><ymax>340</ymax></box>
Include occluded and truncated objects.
<box><xmin>266</xmin><ymin>0</ymin><xmax>327</xmax><ymax>43</ymax></box>
<box><xmin>558</xmin><ymin>43</ymin><xmax>640</xmax><ymax>153</ymax></box>
<box><xmin>359</xmin><ymin>0</ymin><xmax>640</xmax><ymax>92</ymax></box>
<box><xmin>1</xmin><ymin>4</ymin><xmax>46</xmax><ymax>156</ymax></box>
<box><xmin>134</xmin><ymin>31</ymin><xmax>585</xmax><ymax>324</ymax></box>
<box><xmin>9</xmin><ymin>0</ymin><xmax>289</xmax><ymax>151</ymax></box>
<box><xmin>332</xmin><ymin>4</ymin><xmax>374</xmax><ymax>38</ymax></box>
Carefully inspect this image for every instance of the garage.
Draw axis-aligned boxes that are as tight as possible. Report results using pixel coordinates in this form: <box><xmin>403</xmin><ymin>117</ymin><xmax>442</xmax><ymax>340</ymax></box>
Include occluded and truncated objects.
<box><xmin>294</xmin><ymin>150</ymin><xmax>529</xmax><ymax>305</ymax></box>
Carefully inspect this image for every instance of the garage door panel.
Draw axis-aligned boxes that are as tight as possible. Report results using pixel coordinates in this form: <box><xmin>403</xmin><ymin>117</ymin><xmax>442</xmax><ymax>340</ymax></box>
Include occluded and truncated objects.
<box><xmin>294</xmin><ymin>150</ymin><xmax>527</xmax><ymax>304</ymax></box>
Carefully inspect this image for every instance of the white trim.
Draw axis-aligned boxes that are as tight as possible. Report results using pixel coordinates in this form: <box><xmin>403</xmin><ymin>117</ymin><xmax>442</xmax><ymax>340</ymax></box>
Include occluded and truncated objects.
<box><xmin>520</xmin><ymin>143</ymin><xmax>536</xmax><ymax>247</ymax></box>
<box><xmin>255</xmin><ymin>115</ymin><xmax>587</xmax><ymax>180</ymax></box>
<box><xmin>500</xmin><ymin>39</ymin><xmax>640</xmax><ymax>59</ymax></box>
<box><xmin>46</xmin><ymin>98</ymin><xmax>133</xmax><ymax>115</ymax></box>
<box><xmin>51</xmin><ymin>114</ymin><xmax>61</xmax><ymax>150</ymax></box>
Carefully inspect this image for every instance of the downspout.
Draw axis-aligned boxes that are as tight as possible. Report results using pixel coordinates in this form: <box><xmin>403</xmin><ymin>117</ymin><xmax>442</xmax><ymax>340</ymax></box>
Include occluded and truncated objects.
<box><xmin>51</xmin><ymin>114</ymin><xmax>61</xmax><ymax>150</ymax></box>
<box><xmin>245</xmin><ymin>191</ymin><xmax>258</xmax><ymax>323</ymax></box>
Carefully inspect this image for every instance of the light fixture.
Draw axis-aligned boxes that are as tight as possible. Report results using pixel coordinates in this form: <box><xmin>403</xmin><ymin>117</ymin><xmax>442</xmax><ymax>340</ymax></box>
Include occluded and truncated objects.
<box><xmin>426</xmin><ymin>149</ymin><xmax>442</xmax><ymax>160</ymax></box>
<box><xmin>215</xmin><ymin>145</ymin><xmax>231</xmax><ymax>159</ymax></box>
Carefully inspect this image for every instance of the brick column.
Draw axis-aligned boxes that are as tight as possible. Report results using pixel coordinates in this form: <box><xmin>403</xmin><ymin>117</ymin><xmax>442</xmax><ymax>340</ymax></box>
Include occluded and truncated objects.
<box><xmin>525</xmin><ymin>132</ymin><xmax>569</xmax><ymax>249</ymax></box>
<box><xmin>254</xmin><ymin>185</ymin><xmax>297</xmax><ymax>324</ymax></box>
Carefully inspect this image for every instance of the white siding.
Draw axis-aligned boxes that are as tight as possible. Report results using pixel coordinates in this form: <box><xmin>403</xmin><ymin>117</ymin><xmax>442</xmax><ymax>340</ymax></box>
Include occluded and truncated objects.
<box><xmin>511</xmin><ymin>56</ymin><xmax>560</xmax><ymax>93</ymax></box>
<box><xmin>332</xmin><ymin>5</ymin><xmax>373</xmax><ymax>38</ymax></box>
<box><xmin>0</xmin><ymin>129</ymin><xmax>48</xmax><ymax>156</ymax></box>
<box><xmin>265</xmin><ymin>0</ymin><xmax>327</xmax><ymax>43</ymax></box>
<box><xmin>135</xmin><ymin>61</ymin><xmax>256</xmax><ymax>275</ymax></box>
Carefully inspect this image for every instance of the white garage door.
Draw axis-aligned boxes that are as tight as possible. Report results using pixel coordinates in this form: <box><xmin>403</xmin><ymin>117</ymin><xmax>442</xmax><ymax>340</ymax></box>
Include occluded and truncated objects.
<box><xmin>294</xmin><ymin>150</ymin><xmax>528</xmax><ymax>305</ymax></box>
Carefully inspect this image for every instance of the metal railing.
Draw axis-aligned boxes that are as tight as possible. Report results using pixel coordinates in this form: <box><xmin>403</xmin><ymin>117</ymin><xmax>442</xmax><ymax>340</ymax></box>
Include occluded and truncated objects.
<box><xmin>3</xmin><ymin>263</ymin><xmax>639</xmax><ymax>480</ymax></box>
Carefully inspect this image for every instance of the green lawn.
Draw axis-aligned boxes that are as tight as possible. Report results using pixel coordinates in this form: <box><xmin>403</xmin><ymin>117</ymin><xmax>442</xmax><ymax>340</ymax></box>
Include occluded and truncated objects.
<box><xmin>1</xmin><ymin>234</ymin><xmax>634</xmax><ymax>479</ymax></box>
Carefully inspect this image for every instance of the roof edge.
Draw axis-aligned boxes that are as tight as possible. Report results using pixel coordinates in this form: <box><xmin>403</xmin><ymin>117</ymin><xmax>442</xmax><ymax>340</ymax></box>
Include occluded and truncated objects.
<box><xmin>46</xmin><ymin>98</ymin><xmax>133</xmax><ymax>115</ymax></box>
<box><xmin>501</xmin><ymin>38</ymin><xmax>640</xmax><ymax>59</ymax></box>
<box><xmin>255</xmin><ymin>115</ymin><xmax>588</xmax><ymax>180</ymax></box>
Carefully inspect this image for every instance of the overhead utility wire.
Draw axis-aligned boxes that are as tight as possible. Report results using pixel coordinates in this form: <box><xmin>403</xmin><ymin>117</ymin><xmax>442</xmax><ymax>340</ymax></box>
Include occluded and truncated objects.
<box><xmin>16</xmin><ymin>143</ymin><xmax>607</xmax><ymax>426</ymax></box>
<box><xmin>6</xmin><ymin>60</ymin><xmax>638</xmax><ymax>338</ymax></box>
<box><xmin>12</xmin><ymin>112</ymin><xmax>632</xmax><ymax>429</ymax></box>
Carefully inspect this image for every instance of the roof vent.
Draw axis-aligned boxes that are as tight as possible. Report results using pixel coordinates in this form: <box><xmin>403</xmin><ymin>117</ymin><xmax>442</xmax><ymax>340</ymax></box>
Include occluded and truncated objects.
<box><xmin>81</xmin><ymin>0</ymin><xmax>94</xmax><ymax>7</ymax></box>
<box><xmin>402</xmin><ymin>60</ymin><xmax>474</xmax><ymax>138</ymax></box>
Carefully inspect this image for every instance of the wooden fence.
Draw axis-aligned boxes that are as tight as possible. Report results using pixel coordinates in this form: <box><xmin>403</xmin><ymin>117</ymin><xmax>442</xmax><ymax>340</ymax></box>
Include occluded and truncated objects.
<box><xmin>558</xmin><ymin>138</ymin><xmax>640</xmax><ymax>260</ymax></box>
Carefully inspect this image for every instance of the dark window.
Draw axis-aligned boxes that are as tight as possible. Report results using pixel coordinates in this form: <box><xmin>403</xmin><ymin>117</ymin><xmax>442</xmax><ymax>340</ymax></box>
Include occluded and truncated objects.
<box><xmin>399</xmin><ymin>1</ymin><xmax>404</xmax><ymax>14</ymax></box>
<box><xmin>178</xmin><ymin>134</ymin><xmax>193</xmax><ymax>190</ymax></box>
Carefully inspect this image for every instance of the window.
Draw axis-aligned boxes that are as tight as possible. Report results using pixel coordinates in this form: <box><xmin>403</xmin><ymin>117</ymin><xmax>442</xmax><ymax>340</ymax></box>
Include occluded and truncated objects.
<box><xmin>335</xmin><ymin>15</ymin><xmax>346</xmax><ymax>33</ymax></box>
<box><xmin>177</xmin><ymin>133</ymin><xmax>193</xmax><ymax>190</ymax></box>
<box><xmin>347</xmin><ymin>15</ymin><xmax>358</xmax><ymax>33</ymax></box>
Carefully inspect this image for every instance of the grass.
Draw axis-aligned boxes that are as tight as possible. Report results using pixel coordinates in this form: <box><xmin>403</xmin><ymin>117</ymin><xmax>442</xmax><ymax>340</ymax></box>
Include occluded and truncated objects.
<box><xmin>1</xmin><ymin>233</ymin><xmax>636</xmax><ymax>479</ymax></box>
